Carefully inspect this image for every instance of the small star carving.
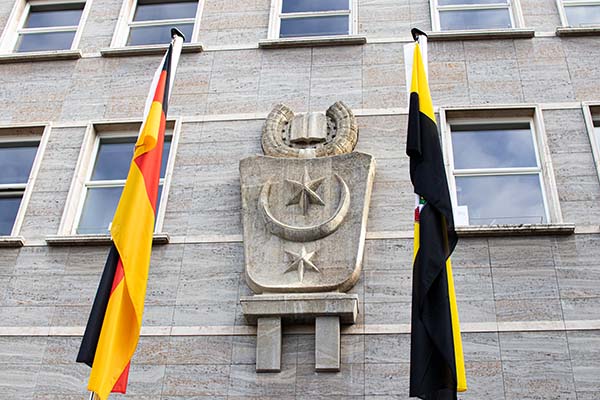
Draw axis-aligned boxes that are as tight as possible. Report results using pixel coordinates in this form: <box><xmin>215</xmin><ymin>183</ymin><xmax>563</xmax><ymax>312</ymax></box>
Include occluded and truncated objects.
<box><xmin>286</xmin><ymin>168</ymin><xmax>325</xmax><ymax>215</ymax></box>
<box><xmin>284</xmin><ymin>246</ymin><xmax>320</xmax><ymax>282</ymax></box>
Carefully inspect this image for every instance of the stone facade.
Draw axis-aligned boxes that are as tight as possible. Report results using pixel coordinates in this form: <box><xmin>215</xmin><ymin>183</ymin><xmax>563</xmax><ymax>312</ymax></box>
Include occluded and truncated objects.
<box><xmin>0</xmin><ymin>0</ymin><xmax>600</xmax><ymax>399</ymax></box>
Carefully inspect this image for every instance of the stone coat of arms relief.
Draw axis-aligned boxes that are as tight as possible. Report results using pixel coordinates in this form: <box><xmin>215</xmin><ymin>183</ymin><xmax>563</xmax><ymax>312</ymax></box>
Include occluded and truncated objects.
<box><xmin>239</xmin><ymin>102</ymin><xmax>375</xmax><ymax>372</ymax></box>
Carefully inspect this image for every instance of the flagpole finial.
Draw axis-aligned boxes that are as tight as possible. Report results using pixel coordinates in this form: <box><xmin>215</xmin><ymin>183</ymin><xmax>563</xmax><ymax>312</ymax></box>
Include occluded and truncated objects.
<box><xmin>171</xmin><ymin>27</ymin><xmax>185</xmax><ymax>41</ymax></box>
<box><xmin>411</xmin><ymin>28</ymin><xmax>428</xmax><ymax>42</ymax></box>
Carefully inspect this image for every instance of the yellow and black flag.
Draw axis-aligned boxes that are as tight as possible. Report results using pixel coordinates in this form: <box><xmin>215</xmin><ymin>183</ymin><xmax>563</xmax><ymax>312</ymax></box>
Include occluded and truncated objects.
<box><xmin>406</xmin><ymin>29</ymin><xmax>467</xmax><ymax>399</ymax></box>
<box><xmin>76</xmin><ymin>29</ymin><xmax>184</xmax><ymax>400</ymax></box>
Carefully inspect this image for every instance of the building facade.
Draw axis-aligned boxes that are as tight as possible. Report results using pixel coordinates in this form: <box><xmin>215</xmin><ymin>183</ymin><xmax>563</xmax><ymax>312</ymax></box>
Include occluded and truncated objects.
<box><xmin>0</xmin><ymin>0</ymin><xmax>600</xmax><ymax>398</ymax></box>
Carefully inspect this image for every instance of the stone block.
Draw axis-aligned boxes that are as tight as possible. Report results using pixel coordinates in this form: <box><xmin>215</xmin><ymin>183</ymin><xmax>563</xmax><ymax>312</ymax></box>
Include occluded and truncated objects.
<box><xmin>492</xmin><ymin>267</ymin><xmax>559</xmax><ymax>300</ymax></box>
<box><xmin>496</xmin><ymin>298</ymin><xmax>563</xmax><ymax>322</ymax></box>
<box><xmin>365</xmin><ymin>334</ymin><xmax>410</xmax><ymax>364</ymax></box>
<box><xmin>502</xmin><ymin>360</ymin><xmax>576</xmax><ymax>400</ymax></box>
<box><xmin>256</xmin><ymin>317</ymin><xmax>282</xmax><ymax>372</ymax></box>
<box><xmin>364</xmin><ymin>362</ymin><xmax>409</xmax><ymax>396</ymax></box>
<box><xmin>500</xmin><ymin>331</ymin><xmax>570</xmax><ymax>362</ymax></box>
<box><xmin>163</xmin><ymin>364</ymin><xmax>230</xmax><ymax>397</ymax></box>
<box><xmin>228</xmin><ymin>363</ymin><xmax>296</xmax><ymax>398</ymax></box>
<box><xmin>168</xmin><ymin>336</ymin><xmax>233</xmax><ymax>365</ymax></box>
<box><xmin>315</xmin><ymin>316</ymin><xmax>341</xmax><ymax>371</ymax></box>
<box><xmin>296</xmin><ymin>363</ymin><xmax>365</xmax><ymax>397</ymax></box>
<box><xmin>241</xmin><ymin>293</ymin><xmax>359</xmax><ymax>325</ymax></box>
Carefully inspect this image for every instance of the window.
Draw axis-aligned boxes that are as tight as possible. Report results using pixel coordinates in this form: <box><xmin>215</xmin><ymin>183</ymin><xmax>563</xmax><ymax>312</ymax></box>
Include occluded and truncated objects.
<box><xmin>431</xmin><ymin>0</ymin><xmax>520</xmax><ymax>31</ymax></box>
<box><xmin>76</xmin><ymin>137</ymin><xmax>171</xmax><ymax>234</ymax></box>
<box><xmin>0</xmin><ymin>0</ymin><xmax>88</xmax><ymax>53</ymax></box>
<box><xmin>583</xmin><ymin>104</ymin><xmax>600</xmax><ymax>183</ymax></box>
<box><xmin>268</xmin><ymin>0</ymin><xmax>357</xmax><ymax>39</ymax></box>
<box><xmin>444</xmin><ymin>117</ymin><xmax>551</xmax><ymax>226</ymax></box>
<box><xmin>66</xmin><ymin>122</ymin><xmax>177</xmax><ymax>235</ymax></box>
<box><xmin>112</xmin><ymin>0</ymin><xmax>201</xmax><ymax>47</ymax></box>
<box><xmin>559</xmin><ymin>0</ymin><xmax>600</xmax><ymax>27</ymax></box>
<box><xmin>0</xmin><ymin>137</ymin><xmax>41</xmax><ymax>236</ymax></box>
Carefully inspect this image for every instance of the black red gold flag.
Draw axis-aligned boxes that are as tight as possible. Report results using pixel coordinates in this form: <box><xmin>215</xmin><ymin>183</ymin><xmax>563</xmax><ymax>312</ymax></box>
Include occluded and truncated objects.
<box><xmin>406</xmin><ymin>31</ymin><xmax>467</xmax><ymax>399</ymax></box>
<box><xmin>76</xmin><ymin>29</ymin><xmax>184</xmax><ymax>400</ymax></box>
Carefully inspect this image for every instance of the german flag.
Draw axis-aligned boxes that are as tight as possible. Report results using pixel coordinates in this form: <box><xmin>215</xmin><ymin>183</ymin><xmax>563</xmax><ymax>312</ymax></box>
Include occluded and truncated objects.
<box><xmin>76</xmin><ymin>29</ymin><xmax>184</xmax><ymax>400</ymax></box>
<box><xmin>406</xmin><ymin>31</ymin><xmax>467</xmax><ymax>399</ymax></box>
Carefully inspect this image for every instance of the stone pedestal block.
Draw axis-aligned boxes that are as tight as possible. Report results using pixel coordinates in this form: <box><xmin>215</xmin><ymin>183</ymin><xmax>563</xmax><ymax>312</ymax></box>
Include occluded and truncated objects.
<box><xmin>256</xmin><ymin>317</ymin><xmax>282</xmax><ymax>372</ymax></box>
<box><xmin>315</xmin><ymin>316</ymin><xmax>341</xmax><ymax>371</ymax></box>
<box><xmin>241</xmin><ymin>293</ymin><xmax>358</xmax><ymax>372</ymax></box>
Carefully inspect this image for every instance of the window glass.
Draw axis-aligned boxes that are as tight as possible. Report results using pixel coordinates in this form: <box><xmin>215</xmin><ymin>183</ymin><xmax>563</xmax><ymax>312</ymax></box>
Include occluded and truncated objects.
<box><xmin>439</xmin><ymin>0</ymin><xmax>506</xmax><ymax>5</ymax></box>
<box><xmin>456</xmin><ymin>175</ymin><xmax>546</xmax><ymax>225</ymax></box>
<box><xmin>280</xmin><ymin>15</ymin><xmax>349</xmax><ymax>37</ymax></box>
<box><xmin>0</xmin><ymin>141</ymin><xmax>39</xmax><ymax>235</ymax></box>
<box><xmin>0</xmin><ymin>144</ymin><xmax>38</xmax><ymax>185</ymax></box>
<box><xmin>564</xmin><ymin>6</ymin><xmax>600</xmax><ymax>27</ymax></box>
<box><xmin>439</xmin><ymin>8</ymin><xmax>511</xmax><ymax>30</ymax></box>
<box><xmin>133</xmin><ymin>0</ymin><xmax>198</xmax><ymax>21</ymax></box>
<box><xmin>16</xmin><ymin>31</ymin><xmax>76</xmax><ymax>52</ymax></box>
<box><xmin>25</xmin><ymin>5</ymin><xmax>83</xmax><ymax>28</ymax></box>
<box><xmin>594</xmin><ymin>121</ymin><xmax>600</xmax><ymax>148</ymax></box>
<box><xmin>77</xmin><ymin>186</ymin><xmax>123</xmax><ymax>234</ymax></box>
<box><xmin>282</xmin><ymin>0</ymin><xmax>349</xmax><ymax>13</ymax></box>
<box><xmin>451</xmin><ymin>124</ymin><xmax>537</xmax><ymax>169</ymax></box>
<box><xmin>127</xmin><ymin>23</ymin><xmax>193</xmax><ymax>45</ymax></box>
<box><xmin>0</xmin><ymin>195</ymin><xmax>23</xmax><ymax>236</ymax></box>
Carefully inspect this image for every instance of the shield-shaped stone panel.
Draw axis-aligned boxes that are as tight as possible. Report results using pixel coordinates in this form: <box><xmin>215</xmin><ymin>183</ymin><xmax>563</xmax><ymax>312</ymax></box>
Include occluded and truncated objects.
<box><xmin>239</xmin><ymin>152</ymin><xmax>375</xmax><ymax>293</ymax></box>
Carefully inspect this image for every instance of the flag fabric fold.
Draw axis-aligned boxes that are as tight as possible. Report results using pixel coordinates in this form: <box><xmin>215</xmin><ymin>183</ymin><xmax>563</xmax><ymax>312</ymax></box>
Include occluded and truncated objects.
<box><xmin>406</xmin><ymin>40</ymin><xmax>467</xmax><ymax>399</ymax></box>
<box><xmin>77</xmin><ymin>31</ymin><xmax>183</xmax><ymax>400</ymax></box>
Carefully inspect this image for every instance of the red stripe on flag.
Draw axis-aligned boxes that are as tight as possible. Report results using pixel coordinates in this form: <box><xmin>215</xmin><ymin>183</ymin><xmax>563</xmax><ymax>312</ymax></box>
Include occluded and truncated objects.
<box><xmin>134</xmin><ymin>112</ymin><xmax>166</xmax><ymax>213</ymax></box>
<box><xmin>107</xmin><ymin>257</ymin><xmax>130</xmax><ymax>394</ymax></box>
<box><xmin>153</xmin><ymin>71</ymin><xmax>167</xmax><ymax>103</ymax></box>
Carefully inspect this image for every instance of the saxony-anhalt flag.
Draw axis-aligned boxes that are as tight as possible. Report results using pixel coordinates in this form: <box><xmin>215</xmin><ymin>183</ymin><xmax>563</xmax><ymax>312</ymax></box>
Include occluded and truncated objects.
<box><xmin>406</xmin><ymin>34</ymin><xmax>467</xmax><ymax>399</ymax></box>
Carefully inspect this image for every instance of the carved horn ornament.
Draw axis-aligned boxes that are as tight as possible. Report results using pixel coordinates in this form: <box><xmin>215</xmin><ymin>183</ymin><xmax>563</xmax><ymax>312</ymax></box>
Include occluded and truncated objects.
<box><xmin>261</xmin><ymin>101</ymin><xmax>359</xmax><ymax>158</ymax></box>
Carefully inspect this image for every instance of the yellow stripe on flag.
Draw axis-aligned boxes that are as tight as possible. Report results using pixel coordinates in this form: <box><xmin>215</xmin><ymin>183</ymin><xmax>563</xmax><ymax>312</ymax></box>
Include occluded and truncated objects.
<box><xmin>410</xmin><ymin>44</ymin><xmax>435</xmax><ymax>123</ymax></box>
<box><xmin>134</xmin><ymin>101</ymin><xmax>163</xmax><ymax>159</ymax></box>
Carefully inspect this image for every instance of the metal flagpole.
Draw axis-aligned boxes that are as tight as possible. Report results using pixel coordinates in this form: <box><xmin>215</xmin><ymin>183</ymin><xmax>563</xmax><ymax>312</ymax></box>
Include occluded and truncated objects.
<box><xmin>88</xmin><ymin>391</ymin><xmax>95</xmax><ymax>400</ymax></box>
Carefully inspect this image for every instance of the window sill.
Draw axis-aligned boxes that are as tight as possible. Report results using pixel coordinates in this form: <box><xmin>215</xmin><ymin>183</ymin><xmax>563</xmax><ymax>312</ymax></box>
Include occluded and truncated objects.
<box><xmin>259</xmin><ymin>35</ymin><xmax>367</xmax><ymax>49</ymax></box>
<box><xmin>427</xmin><ymin>28</ymin><xmax>535</xmax><ymax>41</ymax></box>
<box><xmin>556</xmin><ymin>26</ymin><xmax>600</xmax><ymax>37</ymax></box>
<box><xmin>456</xmin><ymin>223</ymin><xmax>575</xmax><ymax>238</ymax></box>
<box><xmin>100</xmin><ymin>43</ymin><xmax>203</xmax><ymax>57</ymax></box>
<box><xmin>45</xmin><ymin>233</ymin><xmax>170</xmax><ymax>246</ymax></box>
<box><xmin>0</xmin><ymin>236</ymin><xmax>25</xmax><ymax>248</ymax></box>
<box><xmin>0</xmin><ymin>49</ymin><xmax>82</xmax><ymax>64</ymax></box>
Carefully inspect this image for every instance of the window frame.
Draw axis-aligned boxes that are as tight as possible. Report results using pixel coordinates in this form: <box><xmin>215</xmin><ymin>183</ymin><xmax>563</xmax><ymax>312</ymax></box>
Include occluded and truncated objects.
<box><xmin>430</xmin><ymin>0</ymin><xmax>525</xmax><ymax>31</ymax></box>
<box><xmin>59</xmin><ymin>120</ymin><xmax>181</xmax><ymax>236</ymax></box>
<box><xmin>440</xmin><ymin>108</ymin><xmax>561</xmax><ymax>226</ymax></box>
<box><xmin>267</xmin><ymin>0</ymin><xmax>359</xmax><ymax>40</ymax></box>
<box><xmin>0</xmin><ymin>124</ymin><xmax>49</xmax><ymax>237</ymax></box>
<box><xmin>583</xmin><ymin>103</ymin><xmax>600</xmax><ymax>184</ymax></box>
<box><xmin>0</xmin><ymin>0</ymin><xmax>91</xmax><ymax>54</ymax></box>
<box><xmin>110</xmin><ymin>0</ymin><xmax>204</xmax><ymax>48</ymax></box>
<box><xmin>557</xmin><ymin>0</ymin><xmax>600</xmax><ymax>27</ymax></box>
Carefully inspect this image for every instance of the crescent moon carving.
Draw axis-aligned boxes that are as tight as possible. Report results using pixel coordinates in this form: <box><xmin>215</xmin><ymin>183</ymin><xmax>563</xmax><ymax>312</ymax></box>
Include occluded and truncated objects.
<box><xmin>259</xmin><ymin>173</ymin><xmax>351</xmax><ymax>242</ymax></box>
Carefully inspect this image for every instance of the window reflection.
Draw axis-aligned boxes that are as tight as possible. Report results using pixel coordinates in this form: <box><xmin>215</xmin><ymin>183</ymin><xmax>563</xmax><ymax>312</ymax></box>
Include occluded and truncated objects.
<box><xmin>439</xmin><ymin>8</ymin><xmax>512</xmax><ymax>30</ymax></box>
<box><xmin>451</xmin><ymin>124</ymin><xmax>537</xmax><ymax>169</ymax></box>
<box><xmin>0</xmin><ymin>142</ymin><xmax>39</xmax><ymax>236</ymax></box>
<box><xmin>456</xmin><ymin>175</ymin><xmax>546</xmax><ymax>225</ymax></box>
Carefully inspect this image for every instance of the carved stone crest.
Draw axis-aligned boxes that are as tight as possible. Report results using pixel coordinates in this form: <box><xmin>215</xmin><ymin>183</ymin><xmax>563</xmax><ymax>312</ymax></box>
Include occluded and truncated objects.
<box><xmin>239</xmin><ymin>102</ymin><xmax>375</xmax><ymax>372</ymax></box>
